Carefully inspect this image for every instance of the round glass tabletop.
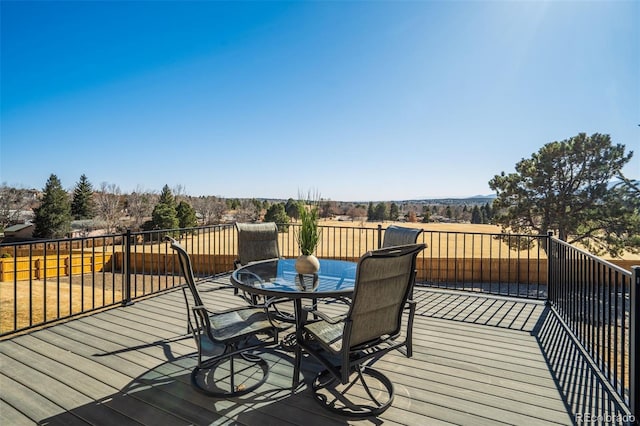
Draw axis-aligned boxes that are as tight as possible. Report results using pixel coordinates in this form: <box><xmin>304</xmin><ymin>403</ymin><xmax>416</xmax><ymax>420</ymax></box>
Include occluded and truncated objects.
<box><xmin>231</xmin><ymin>258</ymin><xmax>356</xmax><ymax>299</ymax></box>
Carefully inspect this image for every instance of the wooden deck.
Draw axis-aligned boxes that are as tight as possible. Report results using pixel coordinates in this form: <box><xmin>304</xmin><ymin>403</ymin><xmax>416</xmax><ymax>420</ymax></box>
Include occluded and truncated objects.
<box><xmin>0</xmin><ymin>276</ymin><xmax>630</xmax><ymax>425</ymax></box>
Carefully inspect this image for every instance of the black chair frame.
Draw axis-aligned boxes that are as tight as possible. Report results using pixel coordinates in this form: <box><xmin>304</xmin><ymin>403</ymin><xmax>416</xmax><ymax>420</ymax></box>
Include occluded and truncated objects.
<box><xmin>168</xmin><ymin>237</ymin><xmax>281</xmax><ymax>398</ymax></box>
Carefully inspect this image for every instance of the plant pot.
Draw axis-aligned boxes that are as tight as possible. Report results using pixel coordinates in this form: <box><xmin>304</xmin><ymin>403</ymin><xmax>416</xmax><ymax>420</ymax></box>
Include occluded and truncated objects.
<box><xmin>295</xmin><ymin>254</ymin><xmax>320</xmax><ymax>274</ymax></box>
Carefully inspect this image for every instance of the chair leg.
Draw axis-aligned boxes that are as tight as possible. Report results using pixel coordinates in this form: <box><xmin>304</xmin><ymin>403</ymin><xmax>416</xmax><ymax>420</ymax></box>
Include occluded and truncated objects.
<box><xmin>191</xmin><ymin>352</ymin><xmax>270</xmax><ymax>398</ymax></box>
<box><xmin>310</xmin><ymin>366</ymin><xmax>395</xmax><ymax>418</ymax></box>
<box><xmin>292</xmin><ymin>346</ymin><xmax>302</xmax><ymax>390</ymax></box>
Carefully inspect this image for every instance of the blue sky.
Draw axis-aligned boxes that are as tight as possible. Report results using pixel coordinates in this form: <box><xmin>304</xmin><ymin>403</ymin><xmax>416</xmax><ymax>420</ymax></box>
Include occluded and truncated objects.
<box><xmin>1</xmin><ymin>1</ymin><xmax>638</xmax><ymax>201</ymax></box>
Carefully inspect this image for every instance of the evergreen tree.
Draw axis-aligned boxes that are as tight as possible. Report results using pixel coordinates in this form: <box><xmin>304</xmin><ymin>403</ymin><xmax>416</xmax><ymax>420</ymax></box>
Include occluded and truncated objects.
<box><xmin>489</xmin><ymin>132</ymin><xmax>639</xmax><ymax>256</ymax></box>
<box><xmin>367</xmin><ymin>202</ymin><xmax>374</xmax><ymax>221</ymax></box>
<box><xmin>150</xmin><ymin>185</ymin><xmax>178</xmax><ymax>230</ymax></box>
<box><xmin>471</xmin><ymin>206</ymin><xmax>482</xmax><ymax>224</ymax></box>
<box><xmin>374</xmin><ymin>202</ymin><xmax>387</xmax><ymax>221</ymax></box>
<box><xmin>422</xmin><ymin>210</ymin><xmax>430</xmax><ymax>223</ymax></box>
<box><xmin>421</xmin><ymin>205</ymin><xmax>431</xmax><ymax>223</ymax></box>
<box><xmin>482</xmin><ymin>202</ymin><xmax>493</xmax><ymax>223</ymax></box>
<box><xmin>264</xmin><ymin>203</ymin><xmax>290</xmax><ymax>232</ymax></box>
<box><xmin>176</xmin><ymin>200</ymin><xmax>198</xmax><ymax>229</ymax></box>
<box><xmin>71</xmin><ymin>174</ymin><xmax>95</xmax><ymax>220</ymax></box>
<box><xmin>284</xmin><ymin>198</ymin><xmax>300</xmax><ymax>221</ymax></box>
<box><xmin>33</xmin><ymin>174</ymin><xmax>72</xmax><ymax>238</ymax></box>
<box><xmin>389</xmin><ymin>203</ymin><xmax>399</xmax><ymax>221</ymax></box>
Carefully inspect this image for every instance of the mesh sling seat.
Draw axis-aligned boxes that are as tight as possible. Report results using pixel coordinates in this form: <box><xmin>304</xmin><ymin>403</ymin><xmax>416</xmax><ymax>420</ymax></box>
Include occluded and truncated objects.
<box><xmin>382</xmin><ymin>225</ymin><xmax>423</xmax><ymax>248</ymax></box>
<box><xmin>295</xmin><ymin>243</ymin><xmax>426</xmax><ymax>417</ymax></box>
<box><xmin>167</xmin><ymin>237</ymin><xmax>282</xmax><ymax>397</ymax></box>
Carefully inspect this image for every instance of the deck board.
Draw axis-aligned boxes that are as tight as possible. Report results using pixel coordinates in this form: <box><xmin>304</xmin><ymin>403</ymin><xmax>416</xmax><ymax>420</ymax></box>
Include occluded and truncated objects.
<box><xmin>0</xmin><ymin>275</ymin><xmax>630</xmax><ymax>425</ymax></box>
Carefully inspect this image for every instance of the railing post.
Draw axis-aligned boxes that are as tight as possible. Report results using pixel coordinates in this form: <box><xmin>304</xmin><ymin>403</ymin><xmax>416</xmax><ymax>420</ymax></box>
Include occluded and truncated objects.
<box><xmin>377</xmin><ymin>224</ymin><xmax>383</xmax><ymax>249</ymax></box>
<box><xmin>631</xmin><ymin>266</ymin><xmax>640</xmax><ymax>424</ymax></box>
<box><xmin>122</xmin><ymin>229</ymin><xmax>134</xmax><ymax>306</ymax></box>
<box><xmin>546</xmin><ymin>231</ymin><xmax>553</xmax><ymax>306</ymax></box>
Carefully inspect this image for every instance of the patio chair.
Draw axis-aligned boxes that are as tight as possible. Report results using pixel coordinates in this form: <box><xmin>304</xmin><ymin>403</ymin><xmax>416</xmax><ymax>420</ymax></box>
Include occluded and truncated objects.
<box><xmin>167</xmin><ymin>237</ymin><xmax>282</xmax><ymax>397</ymax></box>
<box><xmin>235</xmin><ymin>222</ymin><xmax>281</xmax><ymax>268</ymax></box>
<box><xmin>234</xmin><ymin>223</ymin><xmax>297</xmax><ymax>323</ymax></box>
<box><xmin>381</xmin><ymin>225</ymin><xmax>423</xmax><ymax>248</ymax></box>
<box><xmin>234</xmin><ymin>222</ymin><xmax>281</xmax><ymax>305</ymax></box>
<box><xmin>295</xmin><ymin>243</ymin><xmax>426</xmax><ymax>417</ymax></box>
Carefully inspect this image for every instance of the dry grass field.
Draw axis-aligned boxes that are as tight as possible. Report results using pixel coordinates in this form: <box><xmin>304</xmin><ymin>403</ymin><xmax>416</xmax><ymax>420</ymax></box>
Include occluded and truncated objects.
<box><xmin>0</xmin><ymin>272</ymin><xmax>179</xmax><ymax>336</ymax></box>
<box><xmin>317</xmin><ymin>219</ymin><xmax>640</xmax><ymax>261</ymax></box>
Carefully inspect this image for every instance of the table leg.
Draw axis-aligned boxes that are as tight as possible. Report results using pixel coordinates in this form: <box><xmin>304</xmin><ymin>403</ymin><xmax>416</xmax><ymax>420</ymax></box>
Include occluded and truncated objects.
<box><xmin>292</xmin><ymin>298</ymin><xmax>304</xmax><ymax>389</ymax></box>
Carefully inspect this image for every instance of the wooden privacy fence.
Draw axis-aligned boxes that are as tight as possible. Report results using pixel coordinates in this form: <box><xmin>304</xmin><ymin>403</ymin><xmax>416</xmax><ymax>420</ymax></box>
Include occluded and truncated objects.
<box><xmin>0</xmin><ymin>252</ymin><xmax>113</xmax><ymax>282</ymax></box>
<box><xmin>4</xmin><ymin>250</ymin><xmax>634</xmax><ymax>286</ymax></box>
<box><xmin>420</xmin><ymin>257</ymin><xmax>547</xmax><ymax>285</ymax></box>
<box><xmin>115</xmin><ymin>252</ymin><xmax>237</xmax><ymax>277</ymax></box>
<box><xmin>1</xmin><ymin>252</ymin><xmax>544</xmax><ymax>284</ymax></box>
<box><xmin>1</xmin><ymin>252</ymin><xmax>549</xmax><ymax>285</ymax></box>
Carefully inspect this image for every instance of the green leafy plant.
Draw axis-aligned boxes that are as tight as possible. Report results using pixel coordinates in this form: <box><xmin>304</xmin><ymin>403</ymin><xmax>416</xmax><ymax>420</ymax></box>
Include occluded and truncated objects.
<box><xmin>296</xmin><ymin>200</ymin><xmax>321</xmax><ymax>255</ymax></box>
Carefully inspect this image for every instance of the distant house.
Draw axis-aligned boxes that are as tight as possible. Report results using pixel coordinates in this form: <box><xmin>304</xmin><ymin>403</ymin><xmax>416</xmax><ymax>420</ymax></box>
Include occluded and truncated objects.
<box><xmin>3</xmin><ymin>223</ymin><xmax>35</xmax><ymax>239</ymax></box>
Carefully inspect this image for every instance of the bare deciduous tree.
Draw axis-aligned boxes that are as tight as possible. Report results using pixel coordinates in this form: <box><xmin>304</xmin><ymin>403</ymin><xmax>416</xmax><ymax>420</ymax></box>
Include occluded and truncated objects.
<box><xmin>234</xmin><ymin>199</ymin><xmax>260</xmax><ymax>223</ymax></box>
<box><xmin>127</xmin><ymin>186</ymin><xmax>154</xmax><ymax>229</ymax></box>
<box><xmin>172</xmin><ymin>184</ymin><xmax>187</xmax><ymax>203</ymax></box>
<box><xmin>0</xmin><ymin>183</ymin><xmax>33</xmax><ymax>229</ymax></box>
<box><xmin>347</xmin><ymin>206</ymin><xmax>367</xmax><ymax>222</ymax></box>
<box><xmin>193</xmin><ymin>196</ymin><xmax>227</xmax><ymax>225</ymax></box>
<box><xmin>95</xmin><ymin>182</ymin><xmax>122</xmax><ymax>233</ymax></box>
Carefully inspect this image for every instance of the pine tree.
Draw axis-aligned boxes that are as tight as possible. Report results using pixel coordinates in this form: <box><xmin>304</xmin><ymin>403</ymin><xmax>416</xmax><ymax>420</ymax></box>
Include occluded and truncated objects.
<box><xmin>71</xmin><ymin>174</ymin><xmax>95</xmax><ymax>220</ymax></box>
<box><xmin>471</xmin><ymin>206</ymin><xmax>482</xmax><ymax>224</ymax></box>
<box><xmin>482</xmin><ymin>202</ymin><xmax>493</xmax><ymax>223</ymax></box>
<box><xmin>176</xmin><ymin>200</ymin><xmax>198</xmax><ymax>229</ymax></box>
<box><xmin>264</xmin><ymin>203</ymin><xmax>290</xmax><ymax>232</ymax></box>
<box><xmin>367</xmin><ymin>202</ymin><xmax>374</xmax><ymax>221</ymax></box>
<box><xmin>33</xmin><ymin>174</ymin><xmax>72</xmax><ymax>238</ymax></box>
<box><xmin>489</xmin><ymin>132</ymin><xmax>638</xmax><ymax>256</ymax></box>
<box><xmin>284</xmin><ymin>198</ymin><xmax>300</xmax><ymax>221</ymax></box>
<box><xmin>389</xmin><ymin>203</ymin><xmax>399</xmax><ymax>221</ymax></box>
<box><xmin>150</xmin><ymin>185</ymin><xmax>178</xmax><ymax>230</ymax></box>
<box><xmin>374</xmin><ymin>203</ymin><xmax>387</xmax><ymax>221</ymax></box>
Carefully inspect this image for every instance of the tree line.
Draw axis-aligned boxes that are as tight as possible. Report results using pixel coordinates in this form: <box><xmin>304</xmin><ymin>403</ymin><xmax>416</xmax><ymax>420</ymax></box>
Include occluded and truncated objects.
<box><xmin>1</xmin><ymin>132</ymin><xmax>638</xmax><ymax>257</ymax></box>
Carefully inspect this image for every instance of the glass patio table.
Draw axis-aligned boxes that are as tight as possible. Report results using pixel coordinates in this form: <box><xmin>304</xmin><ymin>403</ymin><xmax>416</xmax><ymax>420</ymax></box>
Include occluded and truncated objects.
<box><xmin>230</xmin><ymin>258</ymin><xmax>357</xmax><ymax>387</ymax></box>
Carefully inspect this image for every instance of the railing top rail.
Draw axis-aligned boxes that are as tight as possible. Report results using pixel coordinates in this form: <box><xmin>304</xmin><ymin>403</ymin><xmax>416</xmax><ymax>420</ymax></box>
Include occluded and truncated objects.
<box><xmin>551</xmin><ymin>236</ymin><xmax>633</xmax><ymax>277</ymax></box>
<box><xmin>128</xmin><ymin>223</ymin><xmax>234</xmax><ymax>237</ymax></box>
<box><xmin>0</xmin><ymin>234</ymin><xmax>121</xmax><ymax>247</ymax></box>
<box><xmin>313</xmin><ymin>223</ymin><xmax>543</xmax><ymax>239</ymax></box>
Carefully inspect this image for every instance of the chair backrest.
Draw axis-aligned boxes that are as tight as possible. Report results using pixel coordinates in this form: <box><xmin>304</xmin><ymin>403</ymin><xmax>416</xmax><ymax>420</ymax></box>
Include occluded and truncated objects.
<box><xmin>167</xmin><ymin>237</ymin><xmax>210</xmax><ymax>332</ymax></box>
<box><xmin>346</xmin><ymin>243</ymin><xmax>426</xmax><ymax>348</ymax></box>
<box><xmin>381</xmin><ymin>225</ymin><xmax>423</xmax><ymax>248</ymax></box>
<box><xmin>235</xmin><ymin>222</ymin><xmax>280</xmax><ymax>266</ymax></box>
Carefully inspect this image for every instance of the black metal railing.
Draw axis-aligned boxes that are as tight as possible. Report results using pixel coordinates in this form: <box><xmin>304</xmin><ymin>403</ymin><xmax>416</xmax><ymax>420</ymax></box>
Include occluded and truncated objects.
<box><xmin>0</xmin><ymin>224</ymin><xmax>237</xmax><ymax>337</ymax></box>
<box><xmin>415</xmin><ymin>229</ymin><xmax>548</xmax><ymax>299</ymax></box>
<box><xmin>548</xmin><ymin>235</ymin><xmax>639</xmax><ymax>420</ymax></box>
<box><xmin>0</xmin><ymin>223</ymin><xmax>550</xmax><ymax>336</ymax></box>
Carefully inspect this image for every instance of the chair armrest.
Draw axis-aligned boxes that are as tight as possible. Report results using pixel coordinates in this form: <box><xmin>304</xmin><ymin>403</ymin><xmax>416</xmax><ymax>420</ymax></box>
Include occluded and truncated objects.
<box><xmin>302</xmin><ymin>305</ymin><xmax>346</xmax><ymax>324</ymax></box>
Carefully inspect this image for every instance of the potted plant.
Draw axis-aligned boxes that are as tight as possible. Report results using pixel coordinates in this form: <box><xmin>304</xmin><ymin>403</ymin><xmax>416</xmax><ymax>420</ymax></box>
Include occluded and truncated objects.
<box><xmin>295</xmin><ymin>199</ymin><xmax>321</xmax><ymax>274</ymax></box>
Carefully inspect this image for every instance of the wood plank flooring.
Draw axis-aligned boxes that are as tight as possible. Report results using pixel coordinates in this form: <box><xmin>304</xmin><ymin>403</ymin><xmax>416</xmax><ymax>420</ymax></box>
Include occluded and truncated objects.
<box><xmin>0</xmin><ymin>276</ymin><xmax>630</xmax><ymax>425</ymax></box>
